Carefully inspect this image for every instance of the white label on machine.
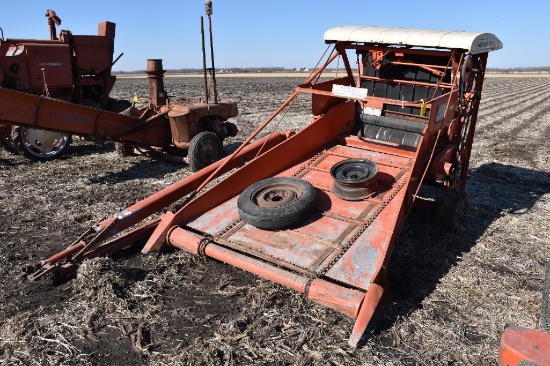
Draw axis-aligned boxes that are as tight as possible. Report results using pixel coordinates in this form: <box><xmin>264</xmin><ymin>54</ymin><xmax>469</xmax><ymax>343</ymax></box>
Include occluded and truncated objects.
<box><xmin>332</xmin><ymin>84</ymin><xmax>368</xmax><ymax>100</ymax></box>
<box><xmin>364</xmin><ymin>107</ymin><xmax>382</xmax><ymax>116</ymax></box>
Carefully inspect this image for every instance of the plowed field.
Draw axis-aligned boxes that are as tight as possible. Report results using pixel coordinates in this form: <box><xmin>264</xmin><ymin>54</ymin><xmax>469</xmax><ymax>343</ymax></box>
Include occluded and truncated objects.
<box><xmin>1</xmin><ymin>75</ymin><xmax>549</xmax><ymax>365</ymax></box>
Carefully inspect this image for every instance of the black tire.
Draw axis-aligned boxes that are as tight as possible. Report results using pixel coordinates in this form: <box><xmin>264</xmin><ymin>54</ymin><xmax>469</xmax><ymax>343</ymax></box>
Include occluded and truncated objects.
<box><xmin>237</xmin><ymin>177</ymin><xmax>317</xmax><ymax>229</ymax></box>
<box><xmin>13</xmin><ymin>126</ymin><xmax>71</xmax><ymax>161</ymax></box>
<box><xmin>222</xmin><ymin>121</ymin><xmax>239</xmax><ymax>138</ymax></box>
<box><xmin>540</xmin><ymin>261</ymin><xmax>550</xmax><ymax>332</ymax></box>
<box><xmin>115</xmin><ymin>142</ymin><xmax>135</xmax><ymax>157</ymax></box>
<box><xmin>0</xmin><ymin>137</ymin><xmax>18</xmax><ymax>154</ymax></box>
<box><xmin>188</xmin><ymin>131</ymin><xmax>223</xmax><ymax>172</ymax></box>
<box><xmin>0</xmin><ymin>126</ymin><xmax>18</xmax><ymax>154</ymax></box>
<box><xmin>105</xmin><ymin>98</ymin><xmax>132</xmax><ymax>113</ymax></box>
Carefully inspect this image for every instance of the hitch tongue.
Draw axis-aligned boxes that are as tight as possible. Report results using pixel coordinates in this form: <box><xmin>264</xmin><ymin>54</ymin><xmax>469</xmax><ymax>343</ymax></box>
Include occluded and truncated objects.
<box><xmin>22</xmin><ymin>262</ymin><xmax>59</xmax><ymax>282</ymax></box>
<box><xmin>22</xmin><ymin>239</ymin><xmax>88</xmax><ymax>281</ymax></box>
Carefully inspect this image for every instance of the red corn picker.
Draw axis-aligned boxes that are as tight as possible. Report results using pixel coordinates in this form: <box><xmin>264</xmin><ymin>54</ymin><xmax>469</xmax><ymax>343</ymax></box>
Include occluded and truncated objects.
<box><xmin>0</xmin><ymin>9</ymin><xmax>121</xmax><ymax>160</ymax></box>
<box><xmin>0</xmin><ymin>4</ymin><xmax>238</xmax><ymax>171</ymax></box>
<box><xmin>20</xmin><ymin>26</ymin><xmax>504</xmax><ymax>346</ymax></box>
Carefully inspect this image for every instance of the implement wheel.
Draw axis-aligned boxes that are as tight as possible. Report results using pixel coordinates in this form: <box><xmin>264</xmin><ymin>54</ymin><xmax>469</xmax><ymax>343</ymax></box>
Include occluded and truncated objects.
<box><xmin>115</xmin><ymin>142</ymin><xmax>136</xmax><ymax>157</ymax></box>
<box><xmin>0</xmin><ymin>137</ymin><xmax>18</xmax><ymax>154</ymax></box>
<box><xmin>13</xmin><ymin>126</ymin><xmax>71</xmax><ymax>161</ymax></box>
<box><xmin>0</xmin><ymin>124</ymin><xmax>18</xmax><ymax>154</ymax></box>
<box><xmin>188</xmin><ymin>131</ymin><xmax>223</xmax><ymax>172</ymax></box>
<box><xmin>238</xmin><ymin>177</ymin><xmax>317</xmax><ymax>229</ymax></box>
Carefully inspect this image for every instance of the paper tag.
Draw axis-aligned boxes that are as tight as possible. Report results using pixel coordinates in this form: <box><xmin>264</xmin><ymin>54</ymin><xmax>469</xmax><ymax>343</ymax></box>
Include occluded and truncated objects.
<box><xmin>332</xmin><ymin>84</ymin><xmax>368</xmax><ymax>100</ymax></box>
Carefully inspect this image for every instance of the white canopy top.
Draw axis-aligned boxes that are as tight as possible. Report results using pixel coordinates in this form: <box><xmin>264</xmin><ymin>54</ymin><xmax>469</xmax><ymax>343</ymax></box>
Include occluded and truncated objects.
<box><xmin>324</xmin><ymin>26</ymin><xmax>503</xmax><ymax>54</ymax></box>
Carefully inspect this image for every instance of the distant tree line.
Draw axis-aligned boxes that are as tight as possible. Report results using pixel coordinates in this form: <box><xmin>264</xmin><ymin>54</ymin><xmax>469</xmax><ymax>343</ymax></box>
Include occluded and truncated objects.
<box><xmin>116</xmin><ymin>65</ymin><xmax>550</xmax><ymax>75</ymax></box>
<box><xmin>116</xmin><ymin>67</ymin><xmax>289</xmax><ymax>74</ymax></box>
<box><xmin>114</xmin><ymin>67</ymin><xmax>356</xmax><ymax>74</ymax></box>
<box><xmin>487</xmin><ymin>66</ymin><xmax>550</xmax><ymax>73</ymax></box>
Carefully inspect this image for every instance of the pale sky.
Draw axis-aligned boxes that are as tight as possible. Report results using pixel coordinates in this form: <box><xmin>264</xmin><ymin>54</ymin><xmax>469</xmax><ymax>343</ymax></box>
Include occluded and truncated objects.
<box><xmin>1</xmin><ymin>1</ymin><xmax>548</xmax><ymax>71</ymax></box>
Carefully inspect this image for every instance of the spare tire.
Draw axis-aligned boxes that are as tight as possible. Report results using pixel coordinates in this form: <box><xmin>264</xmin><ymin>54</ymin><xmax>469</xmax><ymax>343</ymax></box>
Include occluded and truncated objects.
<box><xmin>330</xmin><ymin>158</ymin><xmax>378</xmax><ymax>201</ymax></box>
<box><xmin>237</xmin><ymin>177</ymin><xmax>317</xmax><ymax>229</ymax></box>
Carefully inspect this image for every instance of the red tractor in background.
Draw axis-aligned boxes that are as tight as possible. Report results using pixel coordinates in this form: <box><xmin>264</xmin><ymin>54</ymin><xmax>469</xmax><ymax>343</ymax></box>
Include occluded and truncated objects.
<box><xmin>0</xmin><ymin>9</ymin><xmax>124</xmax><ymax>160</ymax></box>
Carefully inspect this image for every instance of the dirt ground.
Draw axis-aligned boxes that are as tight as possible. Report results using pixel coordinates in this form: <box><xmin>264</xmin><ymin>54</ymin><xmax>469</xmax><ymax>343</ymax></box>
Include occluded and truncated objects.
<box><xmin>0</xmin><ymin>76</ymin><xmax>549</xmax><ymax>365</ymax></box>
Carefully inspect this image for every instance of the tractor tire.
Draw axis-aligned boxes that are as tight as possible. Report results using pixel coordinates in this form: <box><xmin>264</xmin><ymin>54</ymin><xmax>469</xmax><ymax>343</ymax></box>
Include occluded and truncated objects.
<box><xmin>115</xmin><ymin>142</ymin><xmax>136</xmax><ymax>157</ymax></box>
<box><xmin>13</xmin><ymin>126</ymin><xmax>71</xmax><ymax>161</ymax></box>
<box><xmin>187</xmin><ymin>131</ymin><xmax>223</xmax><ymax>172</ymax></box>
<box><xmin>541</xmin><ymin>261</ymin><xmax>550</xmax><ymax>332</ymax></box>
<box><xmin>237</xmin><ymin>177</ymin><xmax>317</xmax><ymax>230</ymax></box>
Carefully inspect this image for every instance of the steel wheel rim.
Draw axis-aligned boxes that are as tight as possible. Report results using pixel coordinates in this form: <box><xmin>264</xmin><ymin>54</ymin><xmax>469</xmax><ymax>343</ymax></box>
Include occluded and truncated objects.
<box><xmin>330</xmin><ymin>159</ymin><xmax>378</xmax><ymax>184</ymax></box>
<box><xmin>251</xmin><ymin>183</ymin><xmax>303</xmax><ymax>208</ymax></box>
<box><xmin>21</xmin><ymin>127</ymin><xmax>70</xmax><ymax>158</ymax></box>
<box><xmin>330</xmin><ymin>159</ymin><xmax>379</xmax><ymax>200</ymax></box>
<box><xmin>198</xmin><ymin>140</ymin><xmax>219</xmax><ymax>165</ymax></box>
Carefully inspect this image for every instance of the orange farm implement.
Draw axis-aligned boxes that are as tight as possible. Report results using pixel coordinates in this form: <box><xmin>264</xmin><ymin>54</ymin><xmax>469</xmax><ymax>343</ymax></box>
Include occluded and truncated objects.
<box><xmin>0</xmin><ymin>9</ymin><xmax>120</xmax><ymax>160</ymax></box>
<box><xmin>0</xmin><ymin>4</ymin><xmax>238</xmax><ymax>170</ymax></box>
<box><xmin>20</xmin><ymin>26</ymin><xmax>504</xmax><ymax>346</ymax></box>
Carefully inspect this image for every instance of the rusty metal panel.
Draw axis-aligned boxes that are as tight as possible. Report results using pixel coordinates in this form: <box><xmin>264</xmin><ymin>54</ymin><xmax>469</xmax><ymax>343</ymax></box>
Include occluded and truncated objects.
<box><xmin>324</xmin><ymin>178</ymin><xmax>409</xmax><ymax>290</ymax></box>
<box><xmin>0</xmin><ymin>88</ymin><xmax>172</xmax><ymax>146</ymax></box>
<box><xmin>301</xmin><ymin>169</ymin><xmax>333</xmax><ymax>191</ymax></box>
<box><xmin>314</xmin><ymin>153</ymin><xmax>347</xmax><ymax>171</ymax></box>
<box><xmin>72</xmin><ymin>35</ymin><xmax>113</xmax><ymax>73</ymax></box>
<box><xmin>187</xmin><ymin>196</ymin><xmax>240</xmax><ymax>234</ymax></box>
<box><xmin>324</xmin><ymin>221</ymin><xmax>386</xmax><ymax>290</ymax></box>
<box><xmin>228</xmin><ymin>224</ymin><xmax>334</xmax><ymax>271</ymax></box>
<box><xmin>294</xmin><ymin>214</ymin><xmax>353</xmax><ymax>243</ymax></box>
<box><xmin>25</xmin><ymin>43</ymin><xmax>73</xmax><ymax>87</ymax></box>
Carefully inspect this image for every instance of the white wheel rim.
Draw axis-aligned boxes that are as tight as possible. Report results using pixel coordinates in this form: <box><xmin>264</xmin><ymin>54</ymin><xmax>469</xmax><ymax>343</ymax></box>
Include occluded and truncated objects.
<box><xmin>21</xmin><ymin>128</ymin><xmax>70</xmax><ymax>158</ymax></box>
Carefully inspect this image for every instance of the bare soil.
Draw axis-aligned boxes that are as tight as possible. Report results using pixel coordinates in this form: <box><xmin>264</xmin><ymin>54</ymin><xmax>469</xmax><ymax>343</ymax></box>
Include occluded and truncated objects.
<box><xmin>1</xmin><ymin>76</ymin><xmax>549</xmax><ymax>365</ymax></box>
